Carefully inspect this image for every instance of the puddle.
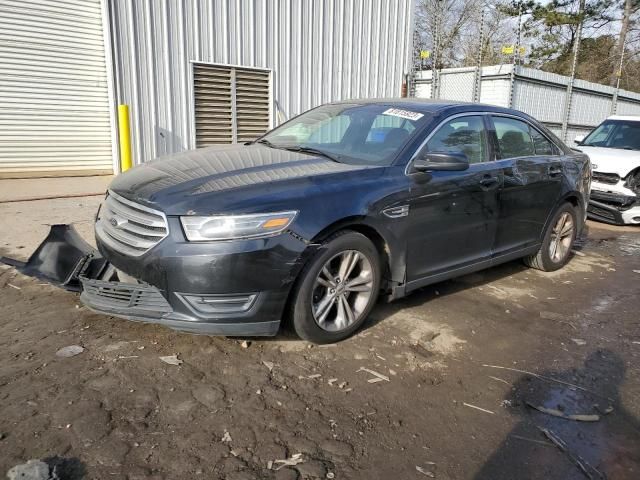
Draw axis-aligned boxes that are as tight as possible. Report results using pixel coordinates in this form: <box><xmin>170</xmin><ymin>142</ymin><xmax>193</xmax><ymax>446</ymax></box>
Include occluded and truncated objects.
<box><xmin>617</xmin><ymin>234</ymin><xmax>640</xmax><ymax>256</ymax></box>
<box><xmin>591</xmin><ymin>295</ymin><xmax>614</xmax><ymax>314</ymax></box>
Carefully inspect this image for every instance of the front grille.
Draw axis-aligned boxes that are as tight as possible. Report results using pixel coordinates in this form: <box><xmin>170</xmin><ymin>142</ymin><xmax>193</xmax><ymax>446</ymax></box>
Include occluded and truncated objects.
<box><xmin>81</xmin><ymin>277</ymin><xmax>172</xmax><ymax>313</ymax></box>
<box><xmin>96</xmin><ymin>191</ymin><xmax>168</xmax><ymax>257</ymax></box>
<box><xmin>592</xmin><ymin>171</ymin><xmax>620</xmax><ymax>185</ymax></box>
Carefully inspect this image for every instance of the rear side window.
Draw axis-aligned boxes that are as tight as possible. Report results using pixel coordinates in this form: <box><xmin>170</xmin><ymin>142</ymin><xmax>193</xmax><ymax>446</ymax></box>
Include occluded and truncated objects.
<box><xmin>426</xmin><ymin>115</ymin><xmax>487</xmax><ymax>164</ymax></box>
<box><xmin>529</xmin><ymin>127</ymin><xmax>556</xmax><ymax>155</ymax></box>
<box><xmin>492</xmin><ymin>117</ymin><xmax>535</xmax><ymax>159</ymax></box>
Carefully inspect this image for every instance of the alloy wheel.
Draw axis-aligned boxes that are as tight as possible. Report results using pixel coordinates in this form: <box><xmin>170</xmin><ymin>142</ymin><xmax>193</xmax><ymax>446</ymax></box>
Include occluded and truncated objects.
<box><xmin>311</xmin><ymin>250</ymin><xmax>374</xmax><ymax>332</ymax></box>
<box><xmin>549</xmin><ymin>212</ymin><xmax>574</xmax><ymax>263</ymax></box>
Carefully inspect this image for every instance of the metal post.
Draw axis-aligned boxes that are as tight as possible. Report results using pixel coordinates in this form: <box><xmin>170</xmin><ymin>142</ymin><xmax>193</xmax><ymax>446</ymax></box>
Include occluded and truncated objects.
<box><xmin>473</xmin><ymin>7</ymin><xmax>486</xmax><ymax>103</ymax></box>
<box><xmin>431</xmin><ymin>0</ymin><xmax>443</xmax><ymax>100</ymax></box>
<box><xmin>561</xmin><ymin>0</ymin><xmax>586</xmax><ymax>141</ymax></box>
<box><xmin>117</xmin><ymin>104</ymin><xmax>132</xmax><ymax>172</ymax></box>
<box><xmin>611</xmin><ymin>40</ymin><xmax>626</xmax><ymax>115</ymax></box>
<box><xmin>508</xmin><ymin>2</ymin><xmax>523</xmax><ymax>108</ymax></box>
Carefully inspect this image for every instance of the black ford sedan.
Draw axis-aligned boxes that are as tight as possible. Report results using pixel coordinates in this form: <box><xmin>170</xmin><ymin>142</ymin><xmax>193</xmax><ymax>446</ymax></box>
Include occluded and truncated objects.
<box><xmin>5</xmin><ymin>100</ymin><xmax>591</xmax><ymax>343</ymax></box>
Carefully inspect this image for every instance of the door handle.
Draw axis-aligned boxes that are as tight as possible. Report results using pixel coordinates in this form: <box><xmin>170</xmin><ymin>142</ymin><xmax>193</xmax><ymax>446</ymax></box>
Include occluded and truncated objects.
<box><xmin>549</xmin><ymin>166</ymin><xmax>562</xmax><ymax>177</ymax></box>
<box><xmin>479</xmin><ymin>175</ymin><xmax>500</xmax><ymax>189</ymax></box>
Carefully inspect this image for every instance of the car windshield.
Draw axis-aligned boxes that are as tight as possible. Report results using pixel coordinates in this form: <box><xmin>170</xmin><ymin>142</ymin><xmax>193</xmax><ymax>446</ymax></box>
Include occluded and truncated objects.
<box><xmin>259</xmin><ymin>103</ymin><xmax>430</xmax><ymax>165</ymax></box>
<box><xmin>581</xmin><ymin>119</ymin><xmax>640</xmax><ymax>150</ymax></box>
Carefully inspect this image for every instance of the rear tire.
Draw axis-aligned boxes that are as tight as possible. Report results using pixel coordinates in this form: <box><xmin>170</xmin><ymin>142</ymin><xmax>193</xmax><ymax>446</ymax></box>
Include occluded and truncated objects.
<box><xmin>523</xmin><ymin>203</ymin><xmax>578</xmax><ymax>272</ymax></box>
<box><xmin>290</xmin><ymin>231</ymin><xmax>381</xmax><ymax>344</ymax></box>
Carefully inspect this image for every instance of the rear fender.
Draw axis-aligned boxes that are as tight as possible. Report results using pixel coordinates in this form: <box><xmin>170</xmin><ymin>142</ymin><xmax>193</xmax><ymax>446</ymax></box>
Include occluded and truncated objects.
<box><xmin>0</xmin><ymin>224</ymin><xmax>110</xmax><ymax>291</ymax></box>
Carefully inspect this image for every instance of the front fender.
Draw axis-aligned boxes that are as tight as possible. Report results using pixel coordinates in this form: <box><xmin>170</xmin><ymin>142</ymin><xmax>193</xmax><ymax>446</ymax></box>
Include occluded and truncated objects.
<box><xmin>290</xmin><ymin>168</ymin><xmax>411</xmax><ymax>289</ymax></box>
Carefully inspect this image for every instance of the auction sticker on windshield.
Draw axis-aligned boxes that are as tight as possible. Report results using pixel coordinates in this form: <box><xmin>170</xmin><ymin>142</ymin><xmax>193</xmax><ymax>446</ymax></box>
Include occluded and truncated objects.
<box><xmin>383</xmin><ymin>108</ymin><xmax>424</xmax><ymax>121</ymax></box>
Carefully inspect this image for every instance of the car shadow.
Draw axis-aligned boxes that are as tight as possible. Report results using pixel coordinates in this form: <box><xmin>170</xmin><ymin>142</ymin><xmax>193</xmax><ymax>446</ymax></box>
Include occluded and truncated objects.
<box><xmin>473</xmin><ymin>349</ymin><xmax>640</xmax><ymax>480</ymax></box>
<box><xmin>236</xmin><ymin>250</ymin><xmax>583</xmax><ymax>343</ymax></box>
<box><xmin>362</xmin><ymin>257</ymin><xmax>532</xmax><ymax>332</ymax></box>
<box><xmin>44</xmin><ymin>456</ymin><xmax>87</xmax><ymax>480</ymax></box>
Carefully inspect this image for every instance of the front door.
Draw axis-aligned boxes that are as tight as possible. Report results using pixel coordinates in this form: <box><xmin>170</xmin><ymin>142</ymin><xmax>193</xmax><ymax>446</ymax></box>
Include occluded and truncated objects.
<box><xmin>489</xmin><ymin>115</ymin><xmax>564</xmax><ymax>255</ymax></box>
<box><xmin>405</xmin><ymin>114</ymin><xmax>502</xmax><ymax>282</ymax></box>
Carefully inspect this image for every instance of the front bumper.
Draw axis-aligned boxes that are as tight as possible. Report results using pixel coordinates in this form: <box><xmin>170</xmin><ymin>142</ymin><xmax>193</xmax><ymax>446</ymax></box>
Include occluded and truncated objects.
<box><xmin>90</xmin><ymin>218</ymin><xmax>312</xmax><ymax>336</ymax></box>
<box><xmin>79</xmin><ymin>276</ymin><xmax>281</xmax><ymax>336</ymax></box>
<box><xmin>588</xmin><ymin>188</ymin><xmax>640</xmax><ymax>225</ymax></box>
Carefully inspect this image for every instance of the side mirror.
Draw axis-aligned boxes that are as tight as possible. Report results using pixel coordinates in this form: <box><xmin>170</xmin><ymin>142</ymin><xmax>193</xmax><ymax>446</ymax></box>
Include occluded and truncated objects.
<box><xmin>412</xmin><ymin>152</ymin><xmax>470</xmax><ymax>172</ymax></box>
<box><xmin>574</xmin><ymin>135</ymin><xmax>585</xmax><ymax>145</ymax></box>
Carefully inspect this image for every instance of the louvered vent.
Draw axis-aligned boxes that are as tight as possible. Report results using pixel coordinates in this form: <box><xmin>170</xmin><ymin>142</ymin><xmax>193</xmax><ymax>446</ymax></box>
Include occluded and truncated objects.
<box><xmin>193</xmin><ymin>64</ymin><xmax>270</xmax><ymax>146</ymax></box>
<box><xmin>235</xmin><ymin>68</ymin><xmax>271</xmax><ymax>143</ymax></box>
<box><xmin>194</xmin><ymin>65</ymin><xmax>233</xmax><ymax>146</ymax></box>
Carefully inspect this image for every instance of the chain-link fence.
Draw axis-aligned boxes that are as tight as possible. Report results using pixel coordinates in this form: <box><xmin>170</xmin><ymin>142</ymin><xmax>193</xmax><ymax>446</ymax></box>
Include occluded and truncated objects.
<box><xmin>412</xmin><ymin>64</ymin><xmax>640</xmax><ymax>142</ymax></box>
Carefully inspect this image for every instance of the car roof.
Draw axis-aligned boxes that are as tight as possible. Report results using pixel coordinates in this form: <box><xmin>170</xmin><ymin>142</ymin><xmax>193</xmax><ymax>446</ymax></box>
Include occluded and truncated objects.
<box><xmin>329</xmin><ymin>97</ymin><xmax>531</xmax><ymax>118</ymax></box>
<box><xmin>607</xmin><ymin>115</ymin><xmax>640</xmax><ymax>121</ymax></box>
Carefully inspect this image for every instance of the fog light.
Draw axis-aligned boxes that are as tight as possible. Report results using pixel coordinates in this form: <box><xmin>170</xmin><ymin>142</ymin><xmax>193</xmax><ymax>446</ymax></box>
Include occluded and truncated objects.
<box><xmin>177</xmin><ymin>293</ymin><xmax>257</xmax><ymax>316</ymax></box>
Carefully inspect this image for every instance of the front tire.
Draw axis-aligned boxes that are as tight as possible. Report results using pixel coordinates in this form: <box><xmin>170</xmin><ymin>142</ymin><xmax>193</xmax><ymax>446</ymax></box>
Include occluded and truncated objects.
<box><xmin>290</xmin><ymin>231</ymin><xmax>381</xmax><ymax>343</ymax></box>
<box><xmin>523</xmin><ymin>203</ymin><xmax>578</xmax><ymax>272</ymax></box>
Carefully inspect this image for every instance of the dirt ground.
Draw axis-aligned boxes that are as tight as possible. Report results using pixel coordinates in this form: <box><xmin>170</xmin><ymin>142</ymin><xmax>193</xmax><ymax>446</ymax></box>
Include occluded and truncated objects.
<box><xmin>1</xmin><ymin>197</ymin><xmax>639</xmax><ymax>480</ymax></box>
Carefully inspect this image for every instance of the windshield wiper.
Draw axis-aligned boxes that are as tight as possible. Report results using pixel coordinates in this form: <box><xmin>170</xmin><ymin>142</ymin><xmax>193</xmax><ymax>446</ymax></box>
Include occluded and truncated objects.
<box><xmin>283</xmin><ymin>146</ymin><xmax>341</xmax><ymax>163</ymax></box>
<box><xmin>254</xmin><ymin>138</ymin><xmax>276</xmax><ymax>148</ymax></box>
<box><xmin>255</xmin><ymin>140</ymin><xmax>341</xmax><ymax>163</ymax></box>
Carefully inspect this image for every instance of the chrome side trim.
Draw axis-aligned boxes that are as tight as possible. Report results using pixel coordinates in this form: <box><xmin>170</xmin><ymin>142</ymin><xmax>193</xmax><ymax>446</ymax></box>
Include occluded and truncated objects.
<box><xmin>404</xmin><ymin>111</ymin><xmax>565</xmax><ymax>175</ymax></box>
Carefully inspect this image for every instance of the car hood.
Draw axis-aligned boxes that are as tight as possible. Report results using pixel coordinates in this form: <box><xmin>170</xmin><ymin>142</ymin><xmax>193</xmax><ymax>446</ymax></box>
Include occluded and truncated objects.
<box><xmin>577</xmin><ymin>146</ymin><xmax>640</xmax><ymax>177</ymax></box>
<box><xmin>108</xmin><ymin>144</ymin><xmax>380</xmax><ymax>215</ymax></box>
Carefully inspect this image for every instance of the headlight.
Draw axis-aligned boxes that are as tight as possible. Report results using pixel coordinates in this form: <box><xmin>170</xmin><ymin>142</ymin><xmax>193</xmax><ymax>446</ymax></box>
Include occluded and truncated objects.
<box><xmin>180</xmin><ymin>211</ymin><xmax>297</xmax><ymax>241</ymax></box>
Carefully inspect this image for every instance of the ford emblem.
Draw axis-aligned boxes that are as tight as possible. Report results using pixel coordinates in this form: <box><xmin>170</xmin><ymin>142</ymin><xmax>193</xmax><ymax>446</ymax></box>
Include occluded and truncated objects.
<box><xmin>109</xmin><ymin>216</ymin><xmax>127</xmax><ymax>228</ymax></box>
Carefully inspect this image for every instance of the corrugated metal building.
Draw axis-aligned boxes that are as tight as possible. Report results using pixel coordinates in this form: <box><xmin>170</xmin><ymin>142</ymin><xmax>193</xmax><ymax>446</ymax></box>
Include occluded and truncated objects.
<box><xmin>0</xmin><ymin>0</ymin><xmax>117</xmax><ymax>177</ymax></box>
<box><xmin>414</xmin><ymin>65</ymin><xmax>640</xmax><ymax>142</ymax></box>
<box><xmin>0</xmin><ymin>0</ymin><xmax>415</xmax><ymax>178</ymax></box>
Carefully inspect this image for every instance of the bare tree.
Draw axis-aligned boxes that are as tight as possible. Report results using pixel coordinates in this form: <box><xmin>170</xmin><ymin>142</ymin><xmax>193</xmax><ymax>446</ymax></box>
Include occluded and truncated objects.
<box><xmin>414</xmin><ymin>0</ymin><xmax>478</xmax><ymax>68</ymax></box>
<box><xmin>610</xmin><ymin>0</ymin><xmax>640</xmax><ymax>86</ymax></box>
<box><xmin>414</xmin><ymin>0</ymin><xmax>514</xmax><ymax>69</ymax></box>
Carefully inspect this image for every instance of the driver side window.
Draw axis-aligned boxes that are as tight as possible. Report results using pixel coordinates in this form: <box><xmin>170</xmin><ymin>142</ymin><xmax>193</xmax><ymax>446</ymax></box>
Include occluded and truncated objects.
<box><xmin>426</xmin><ymin>115</ymin><xmax>487</xmax><ymax>164</ymax></box>
<box><xmin>271</xmin><ymin>113</ymin><xmax>351</xmax><ymax>145</ymax></box>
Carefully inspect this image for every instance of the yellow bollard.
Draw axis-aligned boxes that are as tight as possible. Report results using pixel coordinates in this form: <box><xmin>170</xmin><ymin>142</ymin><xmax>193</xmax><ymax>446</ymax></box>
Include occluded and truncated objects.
<box><xmin>118</xmin><ymin>104</ymin><xmax>133</xmax><ymax>172</ymax></box>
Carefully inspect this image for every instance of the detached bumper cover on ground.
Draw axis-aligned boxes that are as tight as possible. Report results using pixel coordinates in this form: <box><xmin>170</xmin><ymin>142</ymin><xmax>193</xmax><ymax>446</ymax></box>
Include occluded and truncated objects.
<box><xmin>0</xmin><ymin>224</ymin><xmax>109</xmax><ymax>291</ymax></box>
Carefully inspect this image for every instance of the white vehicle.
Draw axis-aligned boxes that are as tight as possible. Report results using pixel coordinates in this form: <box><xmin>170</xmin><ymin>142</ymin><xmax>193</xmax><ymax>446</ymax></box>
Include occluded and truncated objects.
<box><xmin>575</xmin><ymin>115</ymin><xmax>640</xmax><ymax>225</ymax></box>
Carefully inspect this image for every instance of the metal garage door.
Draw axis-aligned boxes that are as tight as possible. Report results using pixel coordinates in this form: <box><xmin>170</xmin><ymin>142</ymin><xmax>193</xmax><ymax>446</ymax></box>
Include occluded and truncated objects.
<box><xmin>0</xmin><ymin>0</ymin><xmax>114</xmax><ymax>177</ymax></box>
<box><xmin>194</xmin><ymin>63</ymin><xmax>271</xmax><ymax>147</ymax></box>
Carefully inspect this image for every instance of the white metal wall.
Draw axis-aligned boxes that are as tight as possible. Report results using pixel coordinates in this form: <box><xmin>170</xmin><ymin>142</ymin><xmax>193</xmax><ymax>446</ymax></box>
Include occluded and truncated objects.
<box><xmin>108</xmin><ymin>0</ymin><xmax>415</xmax><ymax>166</ymax></box>
<box><xmin>0</xmin><ymin>0</ymin><xmax>115</xmax><ymax>177</ymax></box>
<box><xmin>479</xmin><ymin>77</ymin><xmax>510</xmax><ymax>107</ymax></box>
<box><xmin>512</xmin><ymin>80</ymin><xmax>565</xmax><ymax>125</ymax></box>
<box><xmin>415</xmin><ymin>65</ymin><xmax>640</xmax><ymax>140</ymax></box>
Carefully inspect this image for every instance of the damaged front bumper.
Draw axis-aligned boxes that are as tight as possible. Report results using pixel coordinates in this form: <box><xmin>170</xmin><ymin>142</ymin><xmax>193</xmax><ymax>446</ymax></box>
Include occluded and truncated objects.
<box><xmin>588</xmin><ymin>189</ymin><xmax>640</xmax><ymax>225</ymax></box>
<box><xmin>0</xmin><ymin>225</ymin><xmax>111</xmax><ymax>290</ymax></box>
<box><xmin>1</xmin><ymin>224</ymin><xmax>311</xmax><ymax>337</ymax></box>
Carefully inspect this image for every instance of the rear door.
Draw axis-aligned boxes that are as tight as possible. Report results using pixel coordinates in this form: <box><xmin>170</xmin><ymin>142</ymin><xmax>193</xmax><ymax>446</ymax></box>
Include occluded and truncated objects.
<box><xmin>405</xmin><ymin>114</ymin><xmax>503</xmax><ymax>282</ymax></box>
<box><xmin>489</xmin><ymin>115</ymin><xmax>563</xmax><ymax>255</ymax></box>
